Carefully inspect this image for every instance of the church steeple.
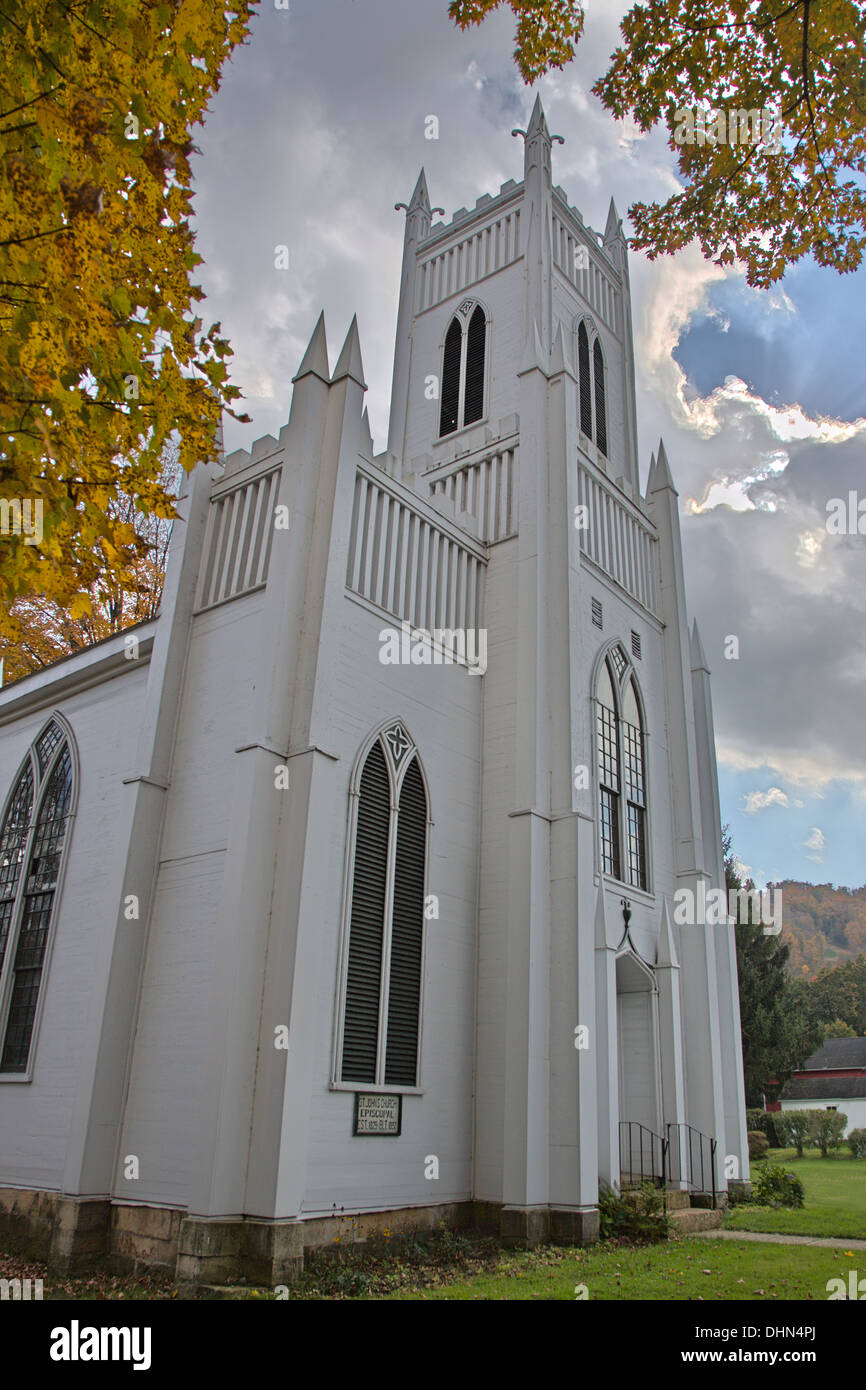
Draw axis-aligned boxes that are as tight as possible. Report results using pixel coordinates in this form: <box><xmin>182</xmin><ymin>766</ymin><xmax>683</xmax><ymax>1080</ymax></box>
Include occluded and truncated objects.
<box><xmin>387</xmin><ymin>169</ymin><xmax>438</xmax><ymax>462</ymax></box>
<box><xmin>604</xmin><ymin>196</ymin><xmax>623</xmax><ymax>248</ymax></box>
<box><xmin>404</xmin><ymin>168</ymin><xmax>432</xmax><ymax>239</ymax></box>
<box><xmin>524</xmin><ymin>93</ymin><xmax>553</xmax><ymax>180</ymax></box>
<box><xmin>514</xmin><ymin>95</ymin><xmax>562</xmax><ymax>360</ymax></box>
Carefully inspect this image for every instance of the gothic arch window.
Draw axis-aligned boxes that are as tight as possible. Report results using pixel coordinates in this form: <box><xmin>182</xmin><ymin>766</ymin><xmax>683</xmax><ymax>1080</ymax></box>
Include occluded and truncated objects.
<box><xmin>593</xmin><ymin>337</ymin><xmax>608</xmax><ymax>457</ymax></box>
<box><xmin>463</xmin><ymin>304</ymin><xmax>486</xmax><ymax>426</ymax></box>
<box><xmin>577</xmin><ymin>319</ymin><xmax>608</xmax><ymax>456</ymax></box>
<box><xmin>438</xmin><ymin>301</ymin><xmax>488</xmax><ymax>437</ymax></box>
<box><xmin>439</xmin><ymin>317</ymin><xmax>462</xmax><ymax>436</ymax></box>
<box><xmin>577</xmin><ymin>321</ymin><xmax>592</xmax><ymax>438</ymax></box>
<box><xmin>0</xmin><ymin>716</ymin><xmax>75</xmax><ymax>1074</ymax></box>
<box><xmin>595</xmin><ymin>648</ymin><xmax>648</xmax><ymax>890</ymax></box>
<box><xmin>339</xmin><ymin>723</ymin><xmax>428</xmax><ymax>1088</ymax></box>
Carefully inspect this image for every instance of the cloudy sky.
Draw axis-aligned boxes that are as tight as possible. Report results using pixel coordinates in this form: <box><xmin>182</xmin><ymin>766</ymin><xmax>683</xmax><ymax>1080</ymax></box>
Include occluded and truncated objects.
<box><xmin>189</xmin><ymin>0</ymin><xmax>866</xmax><ymax>890</ymax></box>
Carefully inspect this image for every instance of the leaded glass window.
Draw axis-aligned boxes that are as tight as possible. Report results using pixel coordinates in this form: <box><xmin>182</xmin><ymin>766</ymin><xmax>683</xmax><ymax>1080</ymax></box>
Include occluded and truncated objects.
<box><xmin>595</xmin><ymin>657</ymin><xmax>648</xmax><ymax>890</ymax></box>
<box><xmin>0</xmin><ymin>719</ymin><xmax>74</xmax><ymax>1073</ymax></box>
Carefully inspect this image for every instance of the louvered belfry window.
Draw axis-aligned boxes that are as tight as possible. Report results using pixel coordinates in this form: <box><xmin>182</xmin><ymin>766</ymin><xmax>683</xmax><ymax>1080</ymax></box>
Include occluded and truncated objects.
<box><xmin>340</xmin><ymin>726</ymin><xmax>428</xmax><ymax>1088</ymax></box>
<box><xmin>439</xmin><ymin>316</ymin><xmax>462</xmax><ymax>437</ymax></box>
<box><xmin>0</xmin><ymin>718</ymin><xmax>74</xmax><ymax>1073</ymax></box>
<box><xmin>463</xmin><ymin>305</ymin><xmax>486</xmax><ymax>427</ymax></box>
<box><xmin>593</xmin><ymin>337</ymin><xmax>608</xmax><ymax>457</ymax></box>
<box><xmin>578</xmin><ymin>321</ymin><xmax>592</xmax><ymax>438</ymax></box>
<box><xmin>438</xmin><ymin>302</ymin><xmax>487</xmax><ymax>436</ymax></box>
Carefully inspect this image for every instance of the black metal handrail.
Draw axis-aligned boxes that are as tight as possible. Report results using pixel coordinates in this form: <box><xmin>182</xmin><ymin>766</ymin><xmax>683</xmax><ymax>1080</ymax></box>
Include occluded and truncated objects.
<box><xmin>618</xmin><ymin>1121</ymin><xmax>668</xmax><ymax>1194</ymax></box>
<box><xmin>666</xmin><ymin>1122</ymin><xmax>717</xmax><ymax>1208</ymax></box>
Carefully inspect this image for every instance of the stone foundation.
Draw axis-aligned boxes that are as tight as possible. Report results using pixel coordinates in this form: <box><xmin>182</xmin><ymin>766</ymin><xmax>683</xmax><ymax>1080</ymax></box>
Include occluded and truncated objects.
<box><xmin>0</xmin><ymin>1188</ymin><xmax>110</xmax><ymax>1272</ymax></box>
<box><xmin>549</xmin><ymin>1206</ymin><xmax>600</xmax><ymax>1245</ymax></box>
<box><xmin>0</xmin><ymin>1188</ymin><xmax>600</xmax><ymax>1287</ymax></box>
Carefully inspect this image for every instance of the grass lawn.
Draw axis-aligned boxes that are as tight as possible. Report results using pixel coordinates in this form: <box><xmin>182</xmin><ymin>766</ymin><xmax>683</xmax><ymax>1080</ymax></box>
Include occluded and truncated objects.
<box><xmin>382</xmin><ymin>1238</ymin><xmax>857</xmax><ymax>1301</ymax></box>
<box><xmin>724</xmin><ymin>1150</ymin><xmax>866</xmax><ymax>1240</ymax></box>
<box><xmin>4</xmin><ymin>1231</ymin><xmax>856</xmax><ymax>1301</ymax></box>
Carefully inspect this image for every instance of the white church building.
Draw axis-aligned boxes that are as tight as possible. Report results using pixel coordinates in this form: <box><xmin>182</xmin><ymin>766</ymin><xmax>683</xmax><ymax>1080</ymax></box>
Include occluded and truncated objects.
<box><xmin>0</xmin><ymin>99</ymin><xmax>748</xmax><ymax>1285</ymax></box>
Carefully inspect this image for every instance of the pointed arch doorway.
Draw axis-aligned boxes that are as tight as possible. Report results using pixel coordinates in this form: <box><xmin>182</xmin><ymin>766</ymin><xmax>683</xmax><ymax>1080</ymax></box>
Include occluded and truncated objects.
<box><xmin>616</xmin><ymin>950</ymin><xmax>663</xmax><ymax>1180</ymax></box>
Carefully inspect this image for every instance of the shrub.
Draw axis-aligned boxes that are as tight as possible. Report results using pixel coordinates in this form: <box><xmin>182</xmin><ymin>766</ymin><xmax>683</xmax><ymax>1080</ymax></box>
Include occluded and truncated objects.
<box><xmin>847</xmin><ymin>1128</ymin><xmax>866</xmax><ymax>1158</ymax></box>
<box><xmin>747</xmin><ymin>1130</ymin><xmax>769</xmax><ymax>1160</ymax></box>
<box><xmin>775</xmin><ymin>1110</ymin><xmax>813</xmax><ymax>1157</ymax></box>
<box><xmin>597</xmin><ymin>1182</ymin><xmax>671</xmax><ymax>1244</ymax></box>
<box><xmin>752</xmin><ymin>1163</ymin><xmax>805</xmax><ymax>1208</ymax></box>
<box><xmin>808</xmin><ymin>1109</ymin><xmax>847</xmax><ymax>1157</ymax></box>
<box><xmin>746</xmin><ymin>1108</ymin><xmax>782</xmax><ymax>1144</ymax></box>
<box><xmin>726</xmin><ymin>1183</ymin><xmax>757</xmax><ymax>1207</ymax></box>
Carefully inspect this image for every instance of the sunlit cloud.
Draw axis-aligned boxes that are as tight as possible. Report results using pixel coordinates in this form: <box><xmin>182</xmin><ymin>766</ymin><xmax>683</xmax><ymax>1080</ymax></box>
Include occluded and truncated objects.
<box><xmin>743</xmin><ymin>787</ymin><xmax>804</xmax><ymax>813</ymax></box>
<box><xmin>803</xmin><ymin>827</ymin><xmax>826</xmax><ymax>863</ymax></box>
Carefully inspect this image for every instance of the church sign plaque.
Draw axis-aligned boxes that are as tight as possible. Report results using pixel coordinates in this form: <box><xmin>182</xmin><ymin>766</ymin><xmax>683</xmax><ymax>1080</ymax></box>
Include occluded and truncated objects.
<box><xmin>353</xmin><ymin>1093</ymin><xmax>402</xmax><ymax>1136</ymax></box>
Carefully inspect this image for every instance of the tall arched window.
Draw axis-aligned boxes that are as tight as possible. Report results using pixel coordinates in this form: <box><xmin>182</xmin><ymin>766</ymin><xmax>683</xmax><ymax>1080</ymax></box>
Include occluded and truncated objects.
<box><xmin>595</xmin><ymin>649</ymin><xmax>647</xmax><ymax>890</ymax></box>
<box><xmin>0</xmin><ymin>716</ymin><xmax>75</xmax><ymax>1073</ymax></box>
<box><xmin>439</xmin><ymin>317</ymin><xmax>462</xmax><ymax>437</ymax></box>
<box><xmin>463</xmin><ymin>305</ymin><xmax>486</xmax><ymax>426</ymax></box>
<box><xmin>577</xmin><ymin>320</ymin><xmax>609</xmax><ymax>457</ymax></box>
<box><xmin>339</xmin><ymin>724</ymin><xmax>428</xmax><ymax>1087</ymax></box>
<box><xmin>593</xmin><ymin>337</ymin><xmax>608</xmax><ymax>457</ymax></box>
<box><xmin>577</xmin><ymin>321</ymin><xmax>592</xmax><ymax>438</ymax></box>
<box><xmin>438</xmin><ymin>302</ymin><xmax>487</xmax><ymax>436</ymax></box>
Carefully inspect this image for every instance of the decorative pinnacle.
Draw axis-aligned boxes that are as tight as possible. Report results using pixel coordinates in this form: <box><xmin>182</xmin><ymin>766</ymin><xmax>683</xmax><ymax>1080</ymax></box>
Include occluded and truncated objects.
<box><xmin>395</xmin><ymin>199</ymin><xmax>445</xmax><ymax>215</ymax></box>
<box><xmin>511</xmin><ymin>126</ymin><xmax>564</xmax><ymax>145</ymax></box>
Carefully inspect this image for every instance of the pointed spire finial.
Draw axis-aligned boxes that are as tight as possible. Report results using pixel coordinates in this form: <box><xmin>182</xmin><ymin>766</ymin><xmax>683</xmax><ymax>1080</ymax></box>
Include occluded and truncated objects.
<box><xmin>594</xmin><ymin>882</ymin><xmax>610</xmax><ymax>949</ymax></box>
<box><xmin>512</xmin><ymin>93</ymin><xmax>564</xmax><ymax>147</ymax></box>
<box><xmin>360</xmin><ymin>406</ymin><xmax>374</xmax><ymax>459</ymax></box>
<box><xmin>528</xmin><ymin>92</ymin><xmax>548</xmax><ymax>139</ymax></box>
<box><xmin>520</xmin><ymin>317</ymin><xmax>549</xmax><ymax>375</ymax></box>
<box><xmin>410</xmin><ymin>167</ymin><xmax>429</xmax><ymax>213</ymax></box>
<box><xmin>332</xmin><ymin>314</ymin><xmax>367</xmax><ymax>390</ymax></box>
<box><xmin>549</xmin><ymin>320</ymin><xmax>573</xmax><ymax>377</ymax></box>
<box><xmin>657</xmin><ymin>898</ymin><xmax>680</xmax><ymax>968</ymax></box>
<box><xmin>604</xmin><ymin>196</ymin><xmax>623</xmax><ymax>243</ymax></box>
<box><xmin>648</xmin><ymin>437</ymin><xmax>677</xmax><ymax>495</ymax></box>
<box><xmin>690</xmin><ymin>619</ymin><xmax>710</xmax><ymax>674</ymax></box>
<box><xmin>396</xmin><ymin>168</ymin><xmax>439</xmax><ymax>220</ymax></box>
<box><xmin>292</xmin><ymin>310</ymin><xmax>329</xmax><ymax>384</ymax></box>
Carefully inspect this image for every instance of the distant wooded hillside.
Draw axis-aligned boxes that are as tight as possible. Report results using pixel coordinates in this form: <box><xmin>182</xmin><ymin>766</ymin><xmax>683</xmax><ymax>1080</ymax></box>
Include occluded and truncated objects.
<box><xmin>774</xmin><ymin>880</ymin><xmax>866</xmax><ymax>977</ymax></box>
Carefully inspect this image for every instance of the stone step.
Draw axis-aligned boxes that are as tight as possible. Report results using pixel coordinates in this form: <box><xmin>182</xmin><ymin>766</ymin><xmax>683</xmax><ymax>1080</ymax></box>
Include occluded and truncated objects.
<box><xmin>196</xmin><ymin>1284</ymin><xmax>273</xmax><ymax>1300</ymax></box>
<box><xmin>664</xmin><ymin>1189</ymin><xmax>692</xmax><ymax>1211</ymax></box>
<box><xmin>669</xmin><ymin>1207</ymin><xmax>723</xmax><ymax>1234</ymax></box>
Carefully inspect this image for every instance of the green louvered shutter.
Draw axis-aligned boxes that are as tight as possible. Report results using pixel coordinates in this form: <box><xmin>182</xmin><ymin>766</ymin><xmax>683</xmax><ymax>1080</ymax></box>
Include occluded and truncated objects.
<box><xmin>463</xmin><ymin>305</ymin><xmax>486</xmax><ymax>426</ymax></box>
<box><xmin>439</xmin><ymin>317</ymin><xmax>462</xmax><ymax>436</ymax></box>
<box><xmin>593</xmin><ymin>337</ymin><xmax>607</xmax><ymax>457</ymax></box>
<box><xmin>384</xmin><ymin>758</ymin><xmax>426</xmax><ymax>1086</ymax></box>
<box><xmin>341</xmin><ymin>742</ymin><xmax>390</xmax><ymax>1082</ymax></box>
<box><xmin>578</xmin><ymin>321</ymin><xmax>592</xmax><ymax>437</ymax></box>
